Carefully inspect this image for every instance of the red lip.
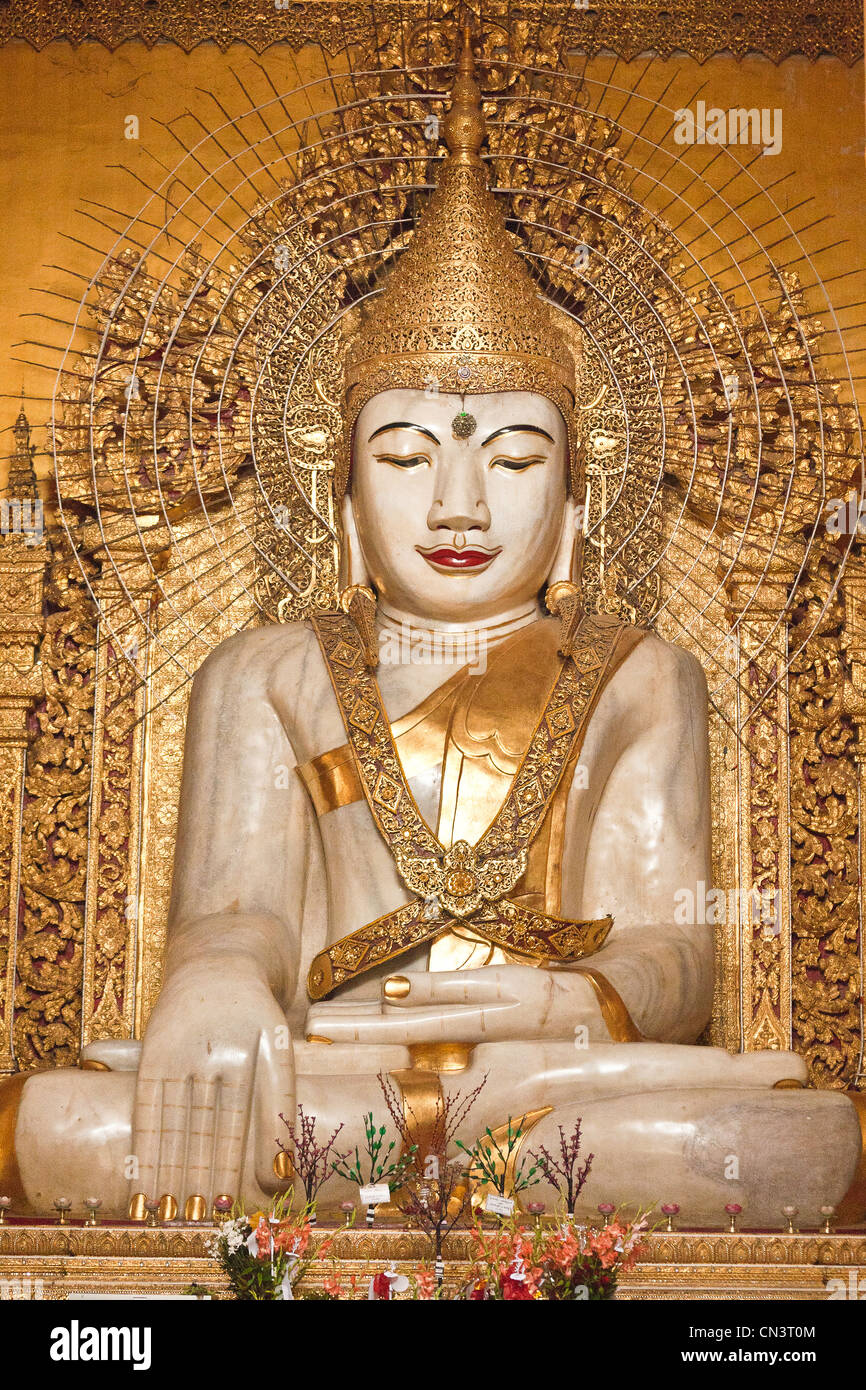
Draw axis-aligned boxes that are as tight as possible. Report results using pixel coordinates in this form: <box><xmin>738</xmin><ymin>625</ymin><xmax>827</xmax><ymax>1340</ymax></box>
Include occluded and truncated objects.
<box><xmin>417</xmin><ymin>546</ymin><xmax>501</xmax><ymax>572</ymax></box>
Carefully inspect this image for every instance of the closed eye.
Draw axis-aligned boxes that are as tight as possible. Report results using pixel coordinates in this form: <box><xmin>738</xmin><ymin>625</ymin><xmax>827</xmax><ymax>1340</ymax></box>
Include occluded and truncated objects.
<box><xmin>490</xmin><ymin>454</ymin><xmax>547</xmax><ymax>472</ymax></box>
<box><xmin>374</xmin><ymin>453</ymin><xmax>431</xmax><ymax>470</ymax></box>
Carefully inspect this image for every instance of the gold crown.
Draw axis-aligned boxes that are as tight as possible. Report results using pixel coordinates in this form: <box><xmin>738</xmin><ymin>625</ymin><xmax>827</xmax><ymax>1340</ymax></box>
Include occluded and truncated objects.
<box><xmin>336</xmin><ymin>26</ymin><xmax>580</xmax><ymax>498</ymax></box>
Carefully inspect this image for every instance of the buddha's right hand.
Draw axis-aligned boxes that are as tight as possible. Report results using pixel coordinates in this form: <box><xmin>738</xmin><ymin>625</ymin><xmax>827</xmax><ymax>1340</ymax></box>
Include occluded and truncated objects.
<box><xmin>131</xmin><ymin>962</ymin><xmax>294</xmax><ymax>1209</ymax></box>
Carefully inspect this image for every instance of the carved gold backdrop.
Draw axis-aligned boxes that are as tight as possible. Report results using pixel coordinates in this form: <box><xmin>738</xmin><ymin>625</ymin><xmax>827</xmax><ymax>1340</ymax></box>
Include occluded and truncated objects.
<box><xmin>0</xmin><ymin>1</ymin><xmax>864</xmax><ymax>1097</ymax></box>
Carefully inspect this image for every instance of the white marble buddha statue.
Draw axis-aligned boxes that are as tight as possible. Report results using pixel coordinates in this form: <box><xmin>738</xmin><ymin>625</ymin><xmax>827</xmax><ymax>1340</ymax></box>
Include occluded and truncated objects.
<box><xmin>1</xmin><ymin>35</ymin><xmax>863</xmax><ymax>1226</ymax></box>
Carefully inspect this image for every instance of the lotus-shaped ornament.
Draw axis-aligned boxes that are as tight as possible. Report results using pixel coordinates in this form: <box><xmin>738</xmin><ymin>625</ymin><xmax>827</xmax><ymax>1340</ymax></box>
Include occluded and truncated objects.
<box><xmin>393</xmin><ymin>839</ymin><xmax>527</xmax><ymax>919</ymax></box>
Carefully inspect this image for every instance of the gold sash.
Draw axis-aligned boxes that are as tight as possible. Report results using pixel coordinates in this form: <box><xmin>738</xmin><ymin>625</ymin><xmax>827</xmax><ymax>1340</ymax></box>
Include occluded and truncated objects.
<box><xmin>306</xmin><ymin>610</ymin><xmax>638</xmax><ymax>1000</ymax></box>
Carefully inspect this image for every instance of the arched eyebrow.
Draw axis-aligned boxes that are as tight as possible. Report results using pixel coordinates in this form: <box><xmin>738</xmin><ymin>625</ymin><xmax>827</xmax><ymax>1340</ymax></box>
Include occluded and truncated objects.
<box><xmin>367</xmin><ymin>421</ymin><xmax>441</xmax><ymax>445</ymax></box>
<box><xmin>481</xmin><ymin>424</ymin><xmax>554</xmax><ymax>446</ymax></box>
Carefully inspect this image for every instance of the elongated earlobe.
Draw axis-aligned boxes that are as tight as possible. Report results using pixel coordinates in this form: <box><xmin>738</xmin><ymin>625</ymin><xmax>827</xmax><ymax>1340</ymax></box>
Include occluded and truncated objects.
<box><xmin>339</xmin><ymin>493</ymin><xmax>372</xmax><ymax>592</ymax></box>
<box><xmin>545</xmin><ymin>497</ymin><xmax>584</xmax><ymax>656</ymax></box>
<box><xmin>339</xmin><ymin>495</ymin><xmax>378</xmax><ymax>667</ymax></box>
<box><xmin>546</xmin><ymin>495</ymin><xmax>580</xmax><ymax>589</ymax></box>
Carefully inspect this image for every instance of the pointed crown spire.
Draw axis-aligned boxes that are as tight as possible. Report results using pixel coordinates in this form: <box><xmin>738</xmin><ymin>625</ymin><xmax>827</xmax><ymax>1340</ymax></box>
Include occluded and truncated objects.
<box><xmin>337</xmin><ymin>26</ymin><xmax>579</xmax><ymax>497</ymax></box>
<box><xmin>8</xmin><ymin>396</ymin><xmax>39</xmax><ymax>502</ymax></box>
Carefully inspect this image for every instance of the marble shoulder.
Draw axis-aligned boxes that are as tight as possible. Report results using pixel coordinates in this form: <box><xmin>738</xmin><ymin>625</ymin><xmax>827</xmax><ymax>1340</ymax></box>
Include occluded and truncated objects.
<box><xmin>613</xmin><ymin>627</ymin><xmax>708</xmax><ymax>728</ymax></box>
<box><xmin>190</xmin><ymin>620</ymin><xmax>323</xmax><ymax>702</ymax></box>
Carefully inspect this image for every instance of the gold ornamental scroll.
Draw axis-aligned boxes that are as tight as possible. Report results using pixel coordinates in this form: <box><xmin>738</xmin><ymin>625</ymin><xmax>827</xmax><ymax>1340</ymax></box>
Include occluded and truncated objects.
<box><xmin>735</xmin><ymin>558</ymin><xmax>797</xmax><ymax>1053</ymax></box>
<box><xmin>842</xmin><ymin>576</ymin><xmax>866</xmax><ymax>1087</ymax></box>
<box><xmin>789</xmin><ymin>561</ymin><xmax>862</xmax><ymax>1089</ymax></box>
<box><xmin>0</xmin><ymin>0</ymin><xmax>860</xmax><ymax>65</ymax></box>
<box><xmin>0</xmin><ymin>5</ymin><xmax>862</xmax><ymax>1088</ymax></box>
<box><xmin>81</xmin><ymin>547</ymin><xmax>151</xmax><ymax>1046</ymax></box>
<box><xmin>0</xmin><ymin>533</ymin><xmax>45</xmax><ymax>1073</ymax></box>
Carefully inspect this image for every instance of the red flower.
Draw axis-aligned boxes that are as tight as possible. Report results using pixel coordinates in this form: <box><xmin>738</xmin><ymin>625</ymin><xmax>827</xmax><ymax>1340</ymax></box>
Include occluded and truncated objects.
<box><xmin>500</xmin><ymin>1271</ymin><xmax>534</xmax><ymax>1301</ymax></box>
<box><xmin>372</xmin><ymin>1272</ymin><xmax>391</xmax><ymax>1300</ymax></box>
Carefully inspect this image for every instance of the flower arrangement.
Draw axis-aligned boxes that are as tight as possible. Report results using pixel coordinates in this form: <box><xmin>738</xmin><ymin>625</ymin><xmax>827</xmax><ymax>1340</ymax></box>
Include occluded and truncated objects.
<box><xmin>208</xmin><ymin>1191</ymin><xmax>333</xmax><ymax>1300</ymax></box>
<box><xmin>460</xmin><ymin>1210</ymin><xmax>651</xmax><ymax>1301</ymax></box>
<box><xmin>201</xmin><ymin>1096</ymin><xmax>651</xmax><ymax>1300</ymax></box>
<box><xmin>529</xmin><ymin>1118</ymin><xmax>594</xmax><ymax>1217</ymax></box>
<box><xmin>456</xmin><ymin>1115</ymin><xmax>541</xmax><ymax>1202</ymax></box>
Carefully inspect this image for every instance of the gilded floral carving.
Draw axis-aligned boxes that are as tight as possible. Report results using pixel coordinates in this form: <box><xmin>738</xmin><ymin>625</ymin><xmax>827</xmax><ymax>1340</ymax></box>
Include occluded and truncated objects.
<box><xmin>13</xmin><ymin>527</ymin><xmax>94</xmax><ymax>1068</ymax></box>
<box><xmin>0</xmin><ymin>2</ymin><xmax>862</xmax><ymax>1090</ymax></box>
<box><xmin>789</xmin><ymin>563</ymin><xmax>861</xmax><ymax>1087</ymax></box>
<box><xmin>0</xmin><ymin>0</ymin><xmax>860</xmax><ymax>64</ymax></box>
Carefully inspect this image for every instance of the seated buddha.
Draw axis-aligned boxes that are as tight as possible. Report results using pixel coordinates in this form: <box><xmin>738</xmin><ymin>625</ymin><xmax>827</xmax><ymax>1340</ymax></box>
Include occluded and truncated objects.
<box><xmin>1</xmin><ymin>37</ymin><xmax>862</xmax><ymax>1226</ymax></box>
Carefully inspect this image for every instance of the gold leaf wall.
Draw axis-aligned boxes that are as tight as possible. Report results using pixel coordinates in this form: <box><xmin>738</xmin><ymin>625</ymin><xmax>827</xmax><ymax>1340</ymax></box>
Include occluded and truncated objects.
<box><xmin>0</xmin><ymin>0</ymin><xmax>863</xmax><ymax>1088</ymax></box>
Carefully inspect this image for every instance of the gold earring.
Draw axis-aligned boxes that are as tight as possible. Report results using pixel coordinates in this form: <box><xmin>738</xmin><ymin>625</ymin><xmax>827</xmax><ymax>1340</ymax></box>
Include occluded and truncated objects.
<box><xmin>545</xmin><ymin>579</ymin><xmax>583</xmax><ymax>658</ymax></box>
<box><xmin>339</xmin><ymin>583</ymin><xmax>379</xmax><ymax>668</ymax></box>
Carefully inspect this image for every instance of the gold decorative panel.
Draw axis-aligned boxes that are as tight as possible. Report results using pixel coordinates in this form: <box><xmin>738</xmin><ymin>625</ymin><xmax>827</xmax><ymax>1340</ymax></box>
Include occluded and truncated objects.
<box><xmin>0</xmin><ymin>1</ymin><xmax>863</xmax><ymax>1091</ymax></box>
<box><xmin>0</xmin><ymin>0</ymin><xmax>861</xmax><ymax>64</ymax></box>
<box><xmin>1</xmin><ymin>1224</ymin><xmax>866</xmax><ymax>1300</ymax></box>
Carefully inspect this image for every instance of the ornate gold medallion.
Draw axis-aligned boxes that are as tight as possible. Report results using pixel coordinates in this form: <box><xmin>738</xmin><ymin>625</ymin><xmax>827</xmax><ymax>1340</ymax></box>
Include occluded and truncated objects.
<box><xmin>394</xmin><ymin>838</ymin><xmax>528</xmax><ymax>920</ymax></box>
<box><xmin>451</xmin><ymin>410</ymin><xmax>477</xmax><ymax>439</ymax></box>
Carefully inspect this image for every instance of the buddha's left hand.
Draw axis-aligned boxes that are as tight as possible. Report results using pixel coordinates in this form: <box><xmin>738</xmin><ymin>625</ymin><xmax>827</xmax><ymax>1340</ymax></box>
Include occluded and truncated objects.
<box><xmin>304</xmin><ymin>964</ymin><xmax>603</xmax><ymax>1045</ymax></box>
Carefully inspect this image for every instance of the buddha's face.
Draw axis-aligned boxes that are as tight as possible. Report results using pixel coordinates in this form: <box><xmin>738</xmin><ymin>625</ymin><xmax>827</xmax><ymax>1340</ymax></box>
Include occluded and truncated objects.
<box><xmin>350</xmin><ymin>388</ymin><xmax>569</xmax><ymax>623</ymax></box>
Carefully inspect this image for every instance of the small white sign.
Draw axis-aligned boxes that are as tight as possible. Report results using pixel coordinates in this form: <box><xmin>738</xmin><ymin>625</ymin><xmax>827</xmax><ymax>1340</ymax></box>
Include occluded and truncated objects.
<box><xmin>484</xmin><ymin>1193</ymin><xmax>515</xmax><ymax>1217</ymax></box>
<box><xmin>359</xmin><ymin>1183</ymin><xmax>391</xmax><ymax>1207</ymax></box>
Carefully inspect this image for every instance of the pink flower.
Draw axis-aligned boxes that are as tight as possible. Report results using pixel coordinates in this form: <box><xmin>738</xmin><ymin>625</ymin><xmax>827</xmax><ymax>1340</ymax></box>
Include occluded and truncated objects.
<box><xmin>274</xmin><ymin>1221</ymin><xmax>310</xmax><ymax>1256</ymax></box>
<box><xmin>545</xmin><ymin>1226</ymin><xmax>579</xmax><ymax>1271</ymax></box>
<box><xmin>253</xmin><ymin>1220</ymin><xmax>271</xmax><ymax>1259</ymax></box>
<box><xmin>516</xmin><ymin>1234</ymin><xmax>534</xmax><ymax>1263</ymax></box>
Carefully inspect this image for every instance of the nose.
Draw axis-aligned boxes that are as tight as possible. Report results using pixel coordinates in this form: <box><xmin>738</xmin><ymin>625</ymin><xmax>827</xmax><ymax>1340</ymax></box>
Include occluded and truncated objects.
<box><xmin>427</xmin><ymin>447</ymin><xmax>491</xmax><ymax>534</ymax></box>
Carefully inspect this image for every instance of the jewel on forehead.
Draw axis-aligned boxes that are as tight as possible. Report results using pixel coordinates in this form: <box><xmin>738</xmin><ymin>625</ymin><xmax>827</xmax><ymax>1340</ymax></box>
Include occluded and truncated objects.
<box><xmin>452</xmin><ymin>411</ymin><xmax>477</xmax><ymax>439</ymax></box>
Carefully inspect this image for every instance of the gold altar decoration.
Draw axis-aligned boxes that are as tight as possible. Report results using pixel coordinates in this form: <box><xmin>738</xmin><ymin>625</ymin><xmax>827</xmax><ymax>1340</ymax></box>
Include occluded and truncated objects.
<box><xmin>1</xmin><ymin>1223</ymin><xmax>865</xmax><ymax>1301</ymax></box>
<box><xmin>0</xmin><ymin>0</ymin><xmax>860</xmax><ymax>66</ymax></box>
<box><xmin>0</xmin><ymin>1</ymin><xmax>863</xmax><ymax>1119</ymax></box>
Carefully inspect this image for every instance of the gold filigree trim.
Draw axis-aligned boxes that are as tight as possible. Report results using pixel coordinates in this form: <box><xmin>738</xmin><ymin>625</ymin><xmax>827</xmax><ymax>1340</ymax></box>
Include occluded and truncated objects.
<box><xmin>306</xmin><ymin>609</ymin><xmax>631</xmax><ymax>996</ymax></box>
<box><xmin>0</xmin><ymin>1</ymin><xmax>858</xmax><ymax>64</ymax></box>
